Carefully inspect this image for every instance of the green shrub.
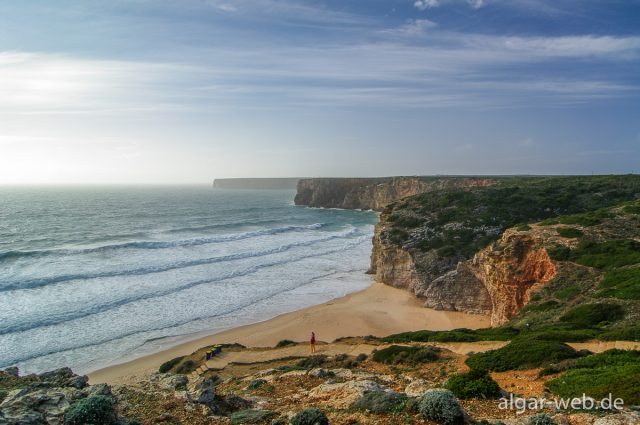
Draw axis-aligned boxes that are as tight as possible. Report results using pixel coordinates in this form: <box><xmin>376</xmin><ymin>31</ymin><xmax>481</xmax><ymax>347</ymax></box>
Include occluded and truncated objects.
<box><xmin>529</xmin><ymin>413</ymin><xmax>556</xmax><ymax>425</ymax></box>
<box><xmin>158</xmin><ymin>356</ymin><xmax>184</xmax><ymax>373</ymax></box>
<box><xmin>296</xmin><ymin>355</ymin><xmax>327</xmax><ymax>369</ymax></box>
<box><xmin>596</xmin><ymin>268</ymin><xmax>640</xmax><ymax>300</ymax></box>
<box><xmin>445</xmin><ymin>369</ymin><xmax>502</xmax><ymax>399</ymax></box>
<box><xmin>65</xmin><ymin>395</ymin><xmax>118</xmax><ymax>425</ymax></box>
<box><xmin>522</xmin><ymin>300</ymin><xmax>560</xmax><ymax>313</ymax></box>
<box><xmin>623</xmin><ymin>204</ymin><xmax>640</xmax><ymax>214</ymax></box>
<box><xmin>560</xmin><ymin>303</ymin><xmax>625</xmax><ymax>327</ymax></box>
<box><xmin>556</xmin><ymin>227</ymin><xmax>583</xmax><ymax>238</ymax></box>
<box><xmin>290</xmin><ymin>408</ymin><xmax>329</xmax><ymax>425</ymax></box>
<box><xmin>600</xmin><ymin>325</ymin><xmax>640</xmax><ymax>341</ymax></box>
<box><xmin>175</xmin><ymin>359</ymin><xmax>197</xmax><ymax>374</ymax></box>
<box><xmin>466</xmin><ymin>336</ymin><xmax>582</xmax><ymax>372</ymax></box>
<box><xmin>554</xmin><ymin>285</ymin><xmax>581</xmax><ymax>300</ymax></box>
<box><xmin>229</xmin><ymin>409</ymin><xmax>275</xmax><ymax>424</ymax></box>
<box><xmin>523</xmin><ymin>324</ymin><xmax>599</xmax><ymax>342</ymax></box>
<box><xmin>562</xmin><ymin>240</ymin><xmax>640</xmax><ymax>270</ymax></box>
<box><xmin>275</xmin><ymin>339</ymin><xmax>296</xmax><ymax>348</ymax></box>
<box><xmin>384</xmin><ymin>175</ymin><xmax>640</xmax><ymax>255</ymax></box>
<box><xmin>356</xmin><ymin>353</ymin><xmax>368</xmax><ymax>362</ymax></box>
<box><xmin>437</xmin><ymin>245</ymin><xmax>457</xmax><ymax>257</ymax></box>
<box><xmin>516</xmin><ymin>224</ymin><xmax>532</xmax><ymax>231</ymax></box>
<box><xmin>352</xmin><ymin>390</ymin><xmax>408</xmax><ymax>413</ymax></box>
<box><xmin>539</xmin><ymin>358</ymin><xmax>580</xmax><ymax>376</ymax></box>
<box><xmin>382</xmin><ymin>327</ymin><xmax>518</xmax><ymax>343</ymax></box>
<box><xmin>546</xmin><ymin>350</ymin><xmax>640</xmax><ymax>405</ymax></box>
<box><xmin>418</xmin><ymin>389</ymin><xmax>466</xmax><ymax>425</ymax></box>
<box><xmin>558</xmin><ymin>208</ymin><xmax>613</xmax><ymax>226</ymax></box>
<box><xmin>247</xmin><ymin>379</ymin><xmax>267</xmax><ymax>390</ymax></box>
<box><xmin>372</xmin><ymin>345</ymin><xmax>440</xmax><ymax>365</ymax></box>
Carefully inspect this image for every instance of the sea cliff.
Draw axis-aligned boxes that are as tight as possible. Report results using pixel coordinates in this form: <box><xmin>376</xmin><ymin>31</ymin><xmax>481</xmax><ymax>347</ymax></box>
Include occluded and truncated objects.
<box><xmin>296</xmin><ymin>175</ymin><xmax>640</xmax><ymax>327</ymax></box>
<box><xmin>369</xmin><ymin>176</ymin><xmax>640</xmax><ymax>326</ymax></box>
<box><xmin>294</xmin><ymin>177</ymin><xmax>493</xmax><ymax>211</ymax></box>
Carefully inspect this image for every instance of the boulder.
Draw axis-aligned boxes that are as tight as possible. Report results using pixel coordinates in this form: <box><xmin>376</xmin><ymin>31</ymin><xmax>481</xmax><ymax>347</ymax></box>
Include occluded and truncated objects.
<box><xmin>405</xmin><ymin>379</ymin><xmax>431</xmax><ymax>398</ymax></box>
<box><xmin>308</xmin><ymin>380</ymin><xmax>386</xmax><ymax>408</ymax></box>
<box><xmin>151</xmin><ymin>373</ymin><xmax>188</xmax><ymax>391</ymax></box>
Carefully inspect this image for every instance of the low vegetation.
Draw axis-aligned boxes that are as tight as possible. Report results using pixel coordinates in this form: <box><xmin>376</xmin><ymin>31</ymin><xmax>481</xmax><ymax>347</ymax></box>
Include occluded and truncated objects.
<box><xmin>550</xmin><ymin>239</ymin><xmax>640</xmax><ymax>270</ymax></box>
<box><xmin>158</xmin><ymin>356</ymin><xmax>185</xmax><ymax>373</ymax></box>
<box><xmin>418</xmin><ymin>389</ymin><xmax>466</xmax><ymax>425</ymax></box>
<box><xmin>372</xmin><ymin>345</ymin><xmax>441</xmax><ymax>365</ymax></box>
<box><xmin>229</xmin><ymin>409</ymin><xmax>276</xmax><ymax>425</ymax></box>
<box><xmin>290</xmin><ymin>408</ymin><xmax>329</xmax><ymax>425</ymax></box>
<box><xmin>445</xmin><ymin>369</ymin><xmax>502</xmax><ymax>399</ymax></box>
<box><xmin>64</xmin><ymin>395</ymin><xmax>118</xmax><ymax>425</ymax></box>
<box><xmin>296</xmin><ymin>355</ymin><xmax>327</xmax><ymax>369</ymax></box>
<box><xmin>529</xmin><ymin>413</ymin><xmax>557</xmax><ymax>425</ymax></box>
<box><xmin>382</xmin><ymin>327</ymin><xmax>518</xmax><ymax>343</ymax></box>
<box><xmin>384</xmin><ymin>175</ymin><xmax>640</xmax><ymax>256</ymax></box>
<box><xmin>352</xmin><ymin>390</ymin><xmax>409</xmax><ymax>413</ymax></box>
<box><xmin>559</xmin><ymin>303</ymin><xmax>625</xmax><ymax>327</ymax></box>
<box><xmin>597</xmin><ymin>267</ymin><xmax>640</xmax><ymax>300</ymax></box>
<box><xmin>545</xmin><ymin>350</ymin><xmax>640</xmax><ymax>405</ymax></box>
<box><xmin>465</xmin><ymin>336</ymin><xmax>583</xmax><ymax>372</ymax></box>
<box><xmin>556</xmin><ymin>227</ymin><xmax>583</xmax><ymax>238</ymax></box>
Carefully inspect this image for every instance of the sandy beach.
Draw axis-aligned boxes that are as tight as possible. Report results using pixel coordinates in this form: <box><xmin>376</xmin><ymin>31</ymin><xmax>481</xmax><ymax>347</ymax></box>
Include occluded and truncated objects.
<box><xmin>88</xmin><ymin>281</ymin><xmax>490</xmax><ymax>385</ymax></box>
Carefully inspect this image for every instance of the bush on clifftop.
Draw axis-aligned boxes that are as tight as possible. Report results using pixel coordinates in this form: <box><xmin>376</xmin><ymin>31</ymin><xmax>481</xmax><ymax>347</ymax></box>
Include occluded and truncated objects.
<box><xmin>290</xmin><ymin>408</ymin><xmax>329</xmax><ymax>425</ymax></box>
<box><xmin>418</xmin><ymin>389</ymin><xmax>466</xmax><ymax>425</ymax></box>
<box><xmin>445</xmin><ymin>369</ymin><xmax>502</xmax><ymax>399</ymax></box>
<box><xmin>465</xmin><ymin>336</ymin><xmax>583</xmax><ymax>372</ymax></box>
<box><xmin>372</xmin><ymin>345</ymin><xmax>440</xmax><ymax>365</ymax></box>
<box><xmin>65</xmin><ymin>395</ymin><xmax>118</xmax><ymax>425</ymax></box>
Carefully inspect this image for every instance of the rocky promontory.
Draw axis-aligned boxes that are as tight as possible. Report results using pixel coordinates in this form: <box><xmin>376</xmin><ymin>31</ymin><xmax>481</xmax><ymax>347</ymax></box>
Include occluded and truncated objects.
<box><xmin>369</xmin><ymin>175</ymin><xmax>640</xmax><ymax>326</ymax></box>
<box><xmin>294</xmin><ymin>177</ymin><xmax>494</xmax><ymax>211</ymax></box>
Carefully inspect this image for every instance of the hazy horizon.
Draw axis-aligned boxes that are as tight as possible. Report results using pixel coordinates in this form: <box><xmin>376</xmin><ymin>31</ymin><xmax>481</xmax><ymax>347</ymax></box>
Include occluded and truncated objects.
<box><xmin>1</xmin><ymin>0</ymin><xmax>639</xmax><ymax>184</ymax></box>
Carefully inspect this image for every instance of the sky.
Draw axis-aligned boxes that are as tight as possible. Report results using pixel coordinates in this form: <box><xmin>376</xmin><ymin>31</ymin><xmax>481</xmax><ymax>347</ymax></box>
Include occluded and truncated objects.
<box><xmin>0</xmin><ymin>0</ymin><xmax>639</xmax><ymax>184</ymax></box>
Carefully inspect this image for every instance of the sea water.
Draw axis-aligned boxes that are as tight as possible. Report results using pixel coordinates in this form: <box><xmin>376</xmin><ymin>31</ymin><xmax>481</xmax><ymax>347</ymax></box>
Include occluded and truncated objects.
<box><xmin>0</xmin><ymin>186</ymin><xmax>377</xmax><ymax>374</ymax></box>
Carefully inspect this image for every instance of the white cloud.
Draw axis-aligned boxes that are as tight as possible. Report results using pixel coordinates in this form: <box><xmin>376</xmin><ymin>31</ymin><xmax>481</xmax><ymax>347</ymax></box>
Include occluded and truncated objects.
<box><xmin>414</xmin><ymin>0</ymin><xmax>440</xmax><ymax>11</ymax></box>
<box><xmin>215</xmin><ymin>4</ymin><xmax>237</xmax><ymax>12</ymax></box>
<box><xmin>381</xmin><ymin>19</ymin><xmax>438</xmax><ymax>37</ymax></box>
<box><xmin>0</xmin><ymin>52</ymin><xmax>196</xmax><ymax>114</ymax></box>
<box><xmin>468</xmin><ymin>0</ymin><xmax>485</xmax><ymax>9</ymax></box>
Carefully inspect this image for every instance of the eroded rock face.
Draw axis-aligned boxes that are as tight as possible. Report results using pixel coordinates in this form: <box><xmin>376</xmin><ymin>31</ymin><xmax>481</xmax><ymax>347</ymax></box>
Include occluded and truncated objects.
<box><xmin>295</xmin><ymin>177</ymin><xmax>494</xmax><ymax>211</ymax></box>
<box><xmin>469</xmin><ymin>230</ymin><xmax>557</xmax><ymax>326</ymax></box>
<box><xmin>421</xmin><ymin>262</ymin><xmax>493</xmax><ymax>316</ymax></box>
<box><xmin>371</xmin><ymin>219</ymin><xmax>557</xmax><ymax>326</ymax></box>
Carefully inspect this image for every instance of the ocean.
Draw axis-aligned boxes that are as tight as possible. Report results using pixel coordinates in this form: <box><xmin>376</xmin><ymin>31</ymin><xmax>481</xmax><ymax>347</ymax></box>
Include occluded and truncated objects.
<box><xmin>0</xmin><ymin>186</ymin><xmax>377</xmax><ymax>374</ymax></box>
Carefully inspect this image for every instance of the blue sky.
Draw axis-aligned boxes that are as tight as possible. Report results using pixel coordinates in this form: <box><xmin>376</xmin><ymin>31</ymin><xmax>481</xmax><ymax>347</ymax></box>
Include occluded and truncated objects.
<box><xmin>0</xmin><ymin>0</ymin><xmax>639</xmax><ymax>183</ymax></box>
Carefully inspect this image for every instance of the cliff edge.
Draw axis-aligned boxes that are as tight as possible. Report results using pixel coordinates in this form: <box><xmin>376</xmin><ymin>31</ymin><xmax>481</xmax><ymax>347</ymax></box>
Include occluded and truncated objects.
<box><xmin>294</xmin><ymin>177</ymin><xmax>493</xmax><ymax>211</ymax></box>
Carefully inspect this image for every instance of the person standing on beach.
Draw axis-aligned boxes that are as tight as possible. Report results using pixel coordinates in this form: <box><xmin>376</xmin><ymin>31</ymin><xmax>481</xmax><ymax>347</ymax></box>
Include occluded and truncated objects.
<box><xmin>310</xmin><ymin>331</ymin><xmax>316</xmax><ymax>353</ymax></box>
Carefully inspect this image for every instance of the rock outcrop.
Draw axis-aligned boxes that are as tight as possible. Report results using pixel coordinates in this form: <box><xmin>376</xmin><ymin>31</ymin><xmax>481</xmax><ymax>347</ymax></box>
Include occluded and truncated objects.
<box><xmin>371</xmin><ymin>218</ymin><xmax>559</xmax><ymax>326</ymax></box>
<box><xmin>469</xmin><ymin>230</ymin><xmax>557</xmax><ymax>325</ymax></box>
<box><xmin>294</xmin><ymin>177</ymin><xmax>494</xmax><ymax>211</ymax></box>
<box><xmin>0</xmin><ymin>367</ymin><xmax>118</xmax><ymax>425</ymax></box>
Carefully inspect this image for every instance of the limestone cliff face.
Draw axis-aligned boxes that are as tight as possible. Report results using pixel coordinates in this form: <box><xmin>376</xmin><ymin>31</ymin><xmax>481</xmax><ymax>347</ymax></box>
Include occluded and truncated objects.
<box><xmin>371</xmin><ymin>216</ymin><xmax>558</xmax><ymax>325</ymax></box>
<box><xmin>469</xmin><ymin>230</ymin><xmax>557</xmax><ymax>326</ymax></box>
<box><xmin>295</xmin><ymin>177</ymin><xmax>493</xmax><ymax>211</ymax></box>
